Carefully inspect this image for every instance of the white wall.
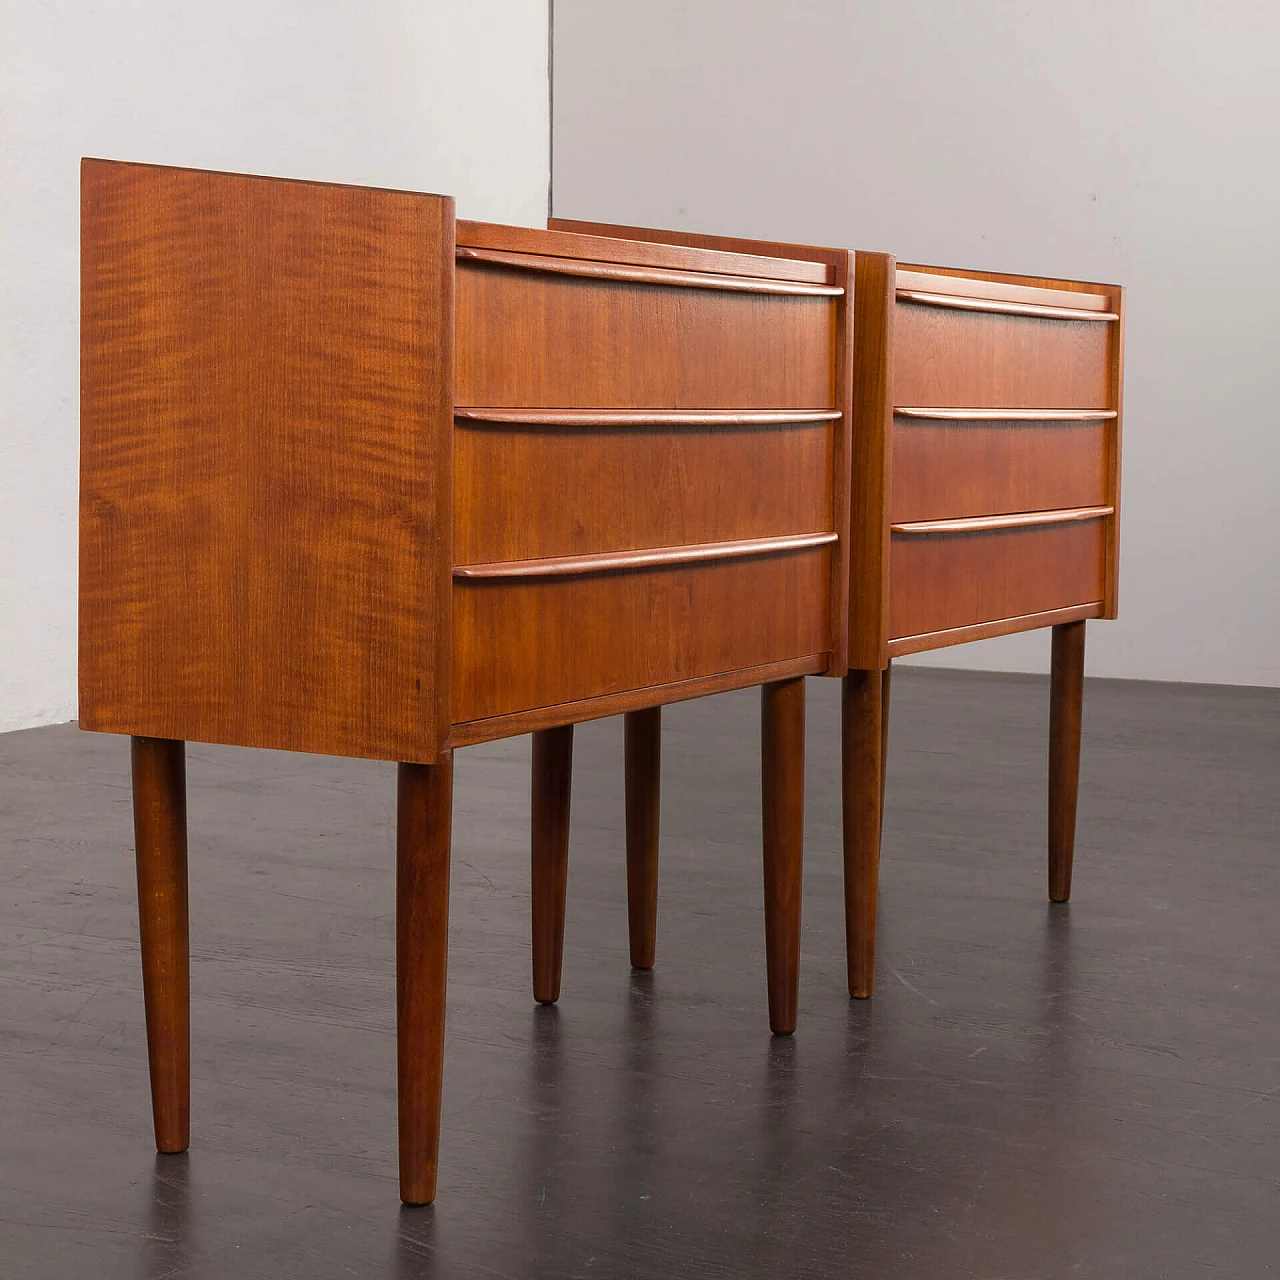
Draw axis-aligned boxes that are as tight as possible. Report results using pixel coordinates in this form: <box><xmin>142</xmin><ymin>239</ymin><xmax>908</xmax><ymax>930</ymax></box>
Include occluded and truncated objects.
<box><xmin>552</xmin><ymin>0</ymin><xmax>1280</xmax><ymax>686</ymax></box>
<box><xmin>0</xmin><ymin>1</ymin><xmax>550</xmax><ymax>732</ymax></box>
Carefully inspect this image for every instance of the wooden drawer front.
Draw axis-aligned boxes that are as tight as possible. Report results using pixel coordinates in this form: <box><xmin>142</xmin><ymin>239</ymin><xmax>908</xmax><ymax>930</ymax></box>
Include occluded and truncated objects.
<box><xmin>455</xmin><ymin>262</ymin><xmax>836</xmax><ymax>409</ymax></box>
<box><xmin>889</xmin><ymin>519</ymin><xmax>1106</xmax><ymax>641</ymax></box>
<box><xmin>455</xmin><ymin>417</ymin><xmax>835</xmax><ymax>565</ymax></box>
<box><xmin>894</xmin><ymin>302</ymin><xmax>1111</xmax><ymax>409</ymax></box>
<box><xmin>453</xmin><ymin>550</ymin><xmax>832</xmax><ymax>724</ymax></box>
<box><xmin>890</xmin><ymin>417</ymin><xmax>1110</xmax><ymax>523</ymax></box>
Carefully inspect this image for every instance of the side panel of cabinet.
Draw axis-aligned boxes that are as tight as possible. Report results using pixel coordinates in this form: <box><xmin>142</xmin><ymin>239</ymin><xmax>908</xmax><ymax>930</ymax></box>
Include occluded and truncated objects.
<box><xmin>80</xmin><ymin>160</ymin><xmax>454</xmax><ymax>762</ymax></box>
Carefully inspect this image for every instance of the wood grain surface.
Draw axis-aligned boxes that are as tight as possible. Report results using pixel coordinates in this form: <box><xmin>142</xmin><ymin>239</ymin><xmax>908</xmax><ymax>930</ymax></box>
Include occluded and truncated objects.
<box><xmin>893</xmin><ymin>304</ymin><xmax>1111</xmax><ymax>409</ymax></box>
<box><xmin>450</xmin><ymin>655</ymin><xmax>827</xmax><ymax>747</ymax></box>
<box><xmin>624</xmin><ymin>707</ymin><xmax>662</xmax><ymax>970</ymax></box>
<box><xmin>455</xmin><ymin>261</ymin><xmax>836</xmax><ymax>410</ymax></box>
<box><xmin>890</xmin><ymin>418</ymin><xmax>1109</xmax><ymax>522</ymax></box>
<box><xmin>1104</xmin><ymin>288</ymin><xmax>1126</xmax><ymax>618</ymax></box>
<box><xmin>892</xmin><ymin>506</ymin><xmax>1113</xmax><ymax>536</ymax></box>
<box><xmin>897</xmin><ymin>261</ymin><xmax>1118</xmax><ymax>304</ymax></box>
<box><xmin>761</xmin><ymin>678</ymin><xmax>805</xmax><ymax>1035</ymax></box>
<box><xmin>457</xmin><ymin>246</ymin><xmax>842</xmax><ymax>295</ymax></box>
<box><xmin>894</xmin><ymin>408</ymin><xmax>1116</xmax><ymax>420</ymax></box>
<box><xmin>888</xmin><ymin>520</ymin><xmax>1107</xmax><ymax>641</ymax></box>
<box><xmin>886</xmin><ymin>603</ymin><xmax>1103</xmax><ymax>657</ymax></box>
<box><xmin>456</xmin><ymin>408</ymin><xmax>841</xmax><ymax>427</ymax></box>
<box><xmin>1049</xmin><ymin>621</ymin><xmax>1086</xmax><ymax>903</ymax></box>
<box><xmin>396</xmin><ymin>755</ymin><xmax>454</xmax><ymax>1205</ymax></box>
<box><xmin>467</xmin><ymin>219</ymin><xmax>834</xmax><ymax>284</ymax></box>
<box><xmin>531</xmin><ymin>727</ymin><xmax>574</xmax><ymax>1005</ymax></box>
<box><xmin>131</xmin><ymin>735</ymin><xmax>190</xmax><ymax>1153</ymax></box>
<box><xmin>895</xmin><ymin>290</ymin><xmax>1117</xmax><ymax>322</ymax></box>
<box><xmin>80</xmin><ymin>159</ymin><xmax>454</xmax><ymax>763</ymax></box>
<box><xmin>545</xmin><ymin>215</ymin><xmax>854</xmax><ymax>675</ymax></box>
<box><xmin>847</xmin><ymin>251</ymin><xmax>897</xmax><ymax>672</ymax></box>
<box><xmin>454</xmin><ymin>533</ymin><xmax>837</xmax><ymax>580</ymax></box>
<box><xmin>455</xmin><ymin>419</ymin><xmax>835</xmax><ymax>565</ymax></box>
<box><xmin>841</xmin><ymin>671</ymin><xmax>883</xmax><ymax>999</ymax></box>
<box><xmin>879</xmin><ymin>664</ymin><xmax>892</xmax><ymax>823</ymax></box>
<box><xmin>452</xmin><ymin>550</ymin><xmax>832</xmax><ymax>725</ymax></box>
<box><xmin>547</xmin><ymin>217</ymin><xmax>844</xmax><ymax>275</ymax></box>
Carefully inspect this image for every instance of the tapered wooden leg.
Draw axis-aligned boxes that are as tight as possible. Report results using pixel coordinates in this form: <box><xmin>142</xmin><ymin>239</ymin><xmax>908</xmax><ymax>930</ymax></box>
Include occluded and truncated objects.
<box><xmin>842</xmin><ymin>669</ymin><xmax>884</xmax><ymax>999</ymax></box>
<box><xmin>397</xmin><ymin>755</ymin><xmax>453</xmax><ymax>1206</ymax></box>
<box><xmin>531</xmin><ymin>726</ymin><xmax>573</xmax><ymax>1004</ymax></box>
<box><xmin>1049</xmin><ymin>621</ymin><xmax>1086</xmax><ymax>903</ymax></box>
<box><xmin>761</xmin><ymin>677</ymin><xmax>805</xmax><ymax>1036</ymax></box>
<box><xmin>131</xmin><ymin>736</ymin><xmax>190</xmax><ymax>1154</ymax></box>
<box><xmin>880</xmin><ymin>661</ymin><xmax>892</xmax><ymax>826</ymax></box>
<box><xmin>624</xmin><ymin>707</ymin><xmax>662</xmax><ymax>970</ymax></box>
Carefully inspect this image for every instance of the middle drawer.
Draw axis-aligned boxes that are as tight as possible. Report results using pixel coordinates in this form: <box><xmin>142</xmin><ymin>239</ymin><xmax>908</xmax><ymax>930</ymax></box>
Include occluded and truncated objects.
<box><xmin>455</xmin><ymin>415</ymin><xmax>836</xmax><ymax>565</ymax></box>
<box><xmin>890</xmin><ymin>413</ymin><xmax>1112</xmax><ymax>523</ymax></box>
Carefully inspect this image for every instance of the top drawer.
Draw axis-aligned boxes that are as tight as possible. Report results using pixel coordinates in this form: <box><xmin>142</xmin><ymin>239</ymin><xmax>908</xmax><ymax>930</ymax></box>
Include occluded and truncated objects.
<box><xmin>455</xmin><ymin>254</ymin><xmax>840</xmax><ymax>410</ymax></box>
<box><xmin>893</xmin><ymin>270</ymin><xmax>1118</xmax><ymax>410</ymax></box>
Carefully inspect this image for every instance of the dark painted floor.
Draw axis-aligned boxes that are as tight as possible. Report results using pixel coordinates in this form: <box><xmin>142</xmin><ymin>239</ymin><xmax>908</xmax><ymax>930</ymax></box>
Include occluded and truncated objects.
<box><xmin>1</xmin><ymin>668</ymin><xmax>1277</xmax><ymax>1279</ymax></box>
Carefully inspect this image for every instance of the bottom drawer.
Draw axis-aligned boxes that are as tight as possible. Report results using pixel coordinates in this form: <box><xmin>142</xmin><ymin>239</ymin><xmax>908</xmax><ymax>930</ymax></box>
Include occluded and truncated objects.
<box><xmin>888</xmin><ymin>516</ymin><xmax>1106</xmax><ymax>642</ymax></box>
<box><xmin>452</xmin><ymin>548</ymin><xmax>832</xmax><ymax>725</ymax></box>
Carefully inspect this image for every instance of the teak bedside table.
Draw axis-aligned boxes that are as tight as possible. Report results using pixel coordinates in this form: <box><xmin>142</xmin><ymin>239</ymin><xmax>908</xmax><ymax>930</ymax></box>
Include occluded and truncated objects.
<box><xmin>551</xmin><ymin>219</ymin><xmax>1124</xmax><ymax>1004</ymax></box>
<box><xmin>78</xmin><ymin>160</ymin><xmax>853</xmax><ymax>1202</ymax></box>
<box><xmin>840</xmin><ymin>253</ymin><xmax>1124</xmax><ymax>996</ymax></box>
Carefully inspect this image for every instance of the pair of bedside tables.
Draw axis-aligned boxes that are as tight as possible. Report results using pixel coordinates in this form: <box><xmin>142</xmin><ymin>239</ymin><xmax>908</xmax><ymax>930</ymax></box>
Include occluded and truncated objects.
<box><xmin>79</xmin><ymin>159</ymin><xmax>1123</xmax><ymax>1202</ymax></box>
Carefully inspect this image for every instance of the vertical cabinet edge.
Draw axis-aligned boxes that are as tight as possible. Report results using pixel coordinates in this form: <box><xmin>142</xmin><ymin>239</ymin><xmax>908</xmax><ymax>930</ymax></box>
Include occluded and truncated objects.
<box><xmin>1104</xmin><ymin>285</ymin><xmax>1125</xmax><ymax>619</ymax></box>
<box><xmin>847</xmin><ymin>251</ymin><xmax>896</xmax><ymax>673</ymax></box>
